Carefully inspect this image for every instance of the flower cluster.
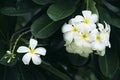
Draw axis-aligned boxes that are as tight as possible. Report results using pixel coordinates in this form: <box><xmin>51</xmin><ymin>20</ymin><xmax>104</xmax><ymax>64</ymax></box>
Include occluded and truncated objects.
<box><xmin>62</xmin><ymin>10</ymin><xmax>111</xmax><ymax>57</ymax></box>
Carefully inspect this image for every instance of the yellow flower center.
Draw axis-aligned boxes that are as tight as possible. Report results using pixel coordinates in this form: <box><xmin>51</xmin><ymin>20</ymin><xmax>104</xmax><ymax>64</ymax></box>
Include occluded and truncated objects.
<box><xmin>96</xmin><ymin>36</ymin><xmax>101</xmax><ymax>41</ymax></box>
<box><xmin>72</xmin><ymin>27</ymin><xmax>78</xmax><ymax>32</ymax></box>
<box><xmin>29</xmin><ymin>49</ymin><xmax>35</xmax><ymax>54</ymax></box>
<box><xmin>83</xmin><ymin>19</ymin><xmax>89</xmax><ymax>24</ymax></box>
<box><xmin>81</xmin><ymin>33</ymin><xmax>87</xmax><ymax>40</ymax></box>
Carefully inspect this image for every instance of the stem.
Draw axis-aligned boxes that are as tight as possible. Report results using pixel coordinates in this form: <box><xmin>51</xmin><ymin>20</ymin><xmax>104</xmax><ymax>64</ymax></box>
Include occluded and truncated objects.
<box><xmin>11</xmin><ymin>30</ymin><xmax>30</xmax><ymax>54</ymax></box>
<box><xmin>86</xmin><ymin>0</ymin><xmax>89</xmax><ymax>10</ymax></box>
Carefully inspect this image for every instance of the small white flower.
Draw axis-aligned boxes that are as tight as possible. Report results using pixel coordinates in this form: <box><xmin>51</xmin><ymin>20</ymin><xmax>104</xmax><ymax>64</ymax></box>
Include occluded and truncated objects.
<box><xmin>62</xmin><ymin>23</ymin><xmax>79</xmax><ymax>44</ymax></box>
<box><xmin>75</xmin><ymin>10</ymin><xmax>98</xmax><ymax>31</ymax></box>
<box><xmin>17</xmin><ymin>38</ymin><xmax>46</xmax><ymax>65</ymax></box>
<box><xmin>98</xmin><ymin>22</ymin><xmax>111</xmax><ymax>48</ymax></box>
<box><xmin>91</xmin><ymin>23</ymin><xmax>111</xmax><ymax>56</ymax></box>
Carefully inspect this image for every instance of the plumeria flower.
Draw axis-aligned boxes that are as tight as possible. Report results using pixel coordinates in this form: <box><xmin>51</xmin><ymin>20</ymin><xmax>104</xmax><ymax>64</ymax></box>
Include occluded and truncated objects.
<box><xmin>5</xmin><ymin>50</ymin><xmax>15</xmax><ymax>63</ymax></box>
<box><xmin>91</xmin><ymin>25</ymin><xmax>111</xmax><ymax>56</ymax></box>
<box><xmin>62</xmin><ymin>22</ymin><xmax>80</xmax><ymax>45</ymax></box>
<box><xmin>74</xmin><ymin>29</ymin><xmax>93</xmax><ymax>57</ymax></box>
<box><xmin>98</xmin><ymin>22</ymin><xmax>111</xmax><ymax>48</ymax></box>
<box><xmin>75</xmin><ymin>10</ymin><xmax>98</xmax><ymax>31</ymax></box>
<box><xmin>17</xmin><ymin>38</ymin><xmax>46</xmax><ymax>65</ymax></box>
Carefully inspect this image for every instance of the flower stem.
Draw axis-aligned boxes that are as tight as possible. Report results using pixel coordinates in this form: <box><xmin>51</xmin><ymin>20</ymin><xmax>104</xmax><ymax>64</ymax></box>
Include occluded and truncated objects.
<box><xmin>11</xmin><ymin>30</ymin><xmax>30</xmax><ymax>54</ymax></box>
<box><xmin>86</xmin><ymin>0</ymin><xmax>89</xmax><ymax>10</ymax></box>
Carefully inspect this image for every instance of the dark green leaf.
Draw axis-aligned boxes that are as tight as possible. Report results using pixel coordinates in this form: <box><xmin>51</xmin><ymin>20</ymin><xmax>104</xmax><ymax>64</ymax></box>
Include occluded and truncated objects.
<box><xmin>68</xmin><ymin>54</ymin><xmax>89</xmax><ymax>66</ymax></box>
<box><xmin>41</xmin><ymin>61</ymin><xmax>72</xmax><ymax>80</ymax></box>
<box><xmin>32</xmin><ymin>0</ymin><xmax>53</xmax><ymax>5</ymax></box>
<box><xmin>98</xmin><ymin>6</ymin><xmax>120</xmax><ymax>28</ymax></box>
<box><xmin>31</xmin><ymin>14</ymin><xmax>63</xmax><ymax>38</ymax></box>
<box><xmin>47</xmin><ymin>1</ymin><xmax>76</xmax><ymax>21</ymax></box>
<box><xmin>99</xmin><ymin>49</ymin><xmax>119</xmax><ymax>78</ymax></box>
<box><xmin>0</xmin><ymin>7</ymin><xmax>37</xmax><ymax>16</ymax></box>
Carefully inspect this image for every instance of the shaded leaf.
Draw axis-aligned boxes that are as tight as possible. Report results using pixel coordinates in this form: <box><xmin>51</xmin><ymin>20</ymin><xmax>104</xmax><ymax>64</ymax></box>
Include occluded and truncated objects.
<box><xmin>31</xmin><ymin>14</ymin><xmax>64</xmax><ymax>38</ymax></box>
<box><xmin>41</xmin><ymin>61</ymin><xmax>72</xmax><ymax>80</ymax></box>
<box><xmin>0</xmin><ymin>7</ymin><xmax>37</xmax><ymax>16</ymax></box>
<box><xmin>47</xmin><ymin>1</ymin><xmax>76</xmax><ymax>21</ymax></box>
<box><xmin>99</xmin><ymin>49</ymin><xmax>119</xmax><ymax>78</ymax></box>
<box><xmin>68</xmin><ymin>54</ymin><xmax>89</xmax><ymax>66</ymax></box>
<box><xmin>98</xmin><ymin>6</ymin><xmax>120</xmax><ymax>28</ymax></box>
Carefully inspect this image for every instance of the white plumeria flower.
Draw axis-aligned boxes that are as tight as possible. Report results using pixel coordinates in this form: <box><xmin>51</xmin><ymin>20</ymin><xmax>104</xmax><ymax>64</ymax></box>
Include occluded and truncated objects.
<box><xmin>98</xmin><ymin>22</ymin><xmax>111</xmax><ymax>48</ymax></box>
<box><xmin>17</xmin><ymin>38</ymin><xmax>46</xmax><ymax>65</ymax></box>
<box><xmin>62</xmin><ymin>22</ymin><xmax>79</xmax><ymax>45</ymax></box>
<box><xmin>91</xmin><ymin>26</ymin><xmax>110</xmax><ymax>56</ymax></box>
<box><xmin>74</xmin><ymin>29</ymin><xmax>93</xmax><ymax>57</ymax></box>
<box><xmin>76</xmin><ymin>10</ymin><xmax>98</xmax><ymax>31</ymax></box>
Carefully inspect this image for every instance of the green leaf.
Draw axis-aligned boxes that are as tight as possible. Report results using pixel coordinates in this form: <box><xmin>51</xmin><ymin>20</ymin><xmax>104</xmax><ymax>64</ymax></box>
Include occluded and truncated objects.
<box><xmin>68</xmin><ymin>54</ymin><xmax>89</xmax><ymax>66</ymax></box>
<box><xmin>98</xmin><ymin>6</ymin><xmax>120</xmax><ymax>28</ymax></box>
<box><xmin>0</xmin><ymin>53</ymin><xmax>17</xmax><ymax>66</ymax></box>
<box><xmin>47</xmin><ymin>1</ymin><xmax>76</xmax><ymax>21</ymax></box>
<box><xmin>32</xmin><ymin>0</ymin><xmax>53</xmax><ymax>5</ymax></box>
<box><xmin>99</xmin><ymin>49</ymin><xmax>119</xmax><ymax>78</ymax></box>
<box><xmin>0</xmin><ymin>7</ymin><xmax>37</xmax><ymax>16</ymax></box>
<box><xmin>31</xmin><ymin>14</ymin><xmax>63</xmax><ymax>38</ymax></box>
<box><xmin>86</xmin><ymin>0</ymin><xmax>99</xmax><ymax>15</ymax></box>
<box><xmin>41</xmin><ymin>61</ymin><xmax>72</xmax><ymax>80</ymax></box>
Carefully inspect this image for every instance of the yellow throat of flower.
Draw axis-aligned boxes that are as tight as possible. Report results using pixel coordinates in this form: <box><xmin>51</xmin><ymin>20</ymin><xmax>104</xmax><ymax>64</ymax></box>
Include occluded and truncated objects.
<box><xmin>72</xmin><ymin>27</ymin><xmax>78</xmax><ymax>32</ymax></box>
<box><xmin>81</xmin><ymin>33</ymin><xmax>88</xmax><ymax>40</ymax></box>
<box><xmin>29</xmin><ymin>49</ymin><xmax>35</xmax><ymax>54</ymax></box>
<box><xmin>96</xmin><ymin>36</ymin><xmax>101</xmax><ymax>41</ymax></box>
<box><xmin>83</xmin><ymin>19</ymin><xmax>89</xmax><ymax>24</ymax></box>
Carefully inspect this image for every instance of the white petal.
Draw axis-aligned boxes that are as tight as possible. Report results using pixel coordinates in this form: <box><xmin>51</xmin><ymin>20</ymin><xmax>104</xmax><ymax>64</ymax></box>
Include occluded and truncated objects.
<box><xmin>82</xmin><ymin>10</ymin><xmax>91</xmax><ymax>19</ymax></box>
<box><xmin>62</xmin><ymin>23</ymin><xmax>73</xmax><ymax>33</ymax></box>
<box><xmin>98</xmin><ymin>23</ymin><xmax>104</xmax><ymax>31</ymax></box>
<box><xmin>30</xmin><ymin>38</ymin><xmax>38</xmax><ymax>49</ymax></box>
<box><xmin>22</xmin><ymin>53</ymin><xmax>32</xmax><ymax>65</ymax></box>
<box><xmin>90</xmin><ymin>14</ymin><xmax>98</xmax><ymax>23</ymax></box>
<box><xmin>63</xmin><ymin>32</ymin><xmax>73</xmax><ymax>42</ymax></box>
<box><xmin>17</xmin><ymin>46</ymin><xmax>29</xmax><ymax>53</ymax></box>
<box><xmin>35</xmin><ymin>47</ymin><xmax>46</xmax><ymax>56</ymax></box>
<box><xmin>32</xmin><ymin>54</ymin><xmax>41</xmax><ymax>65</ymax></box>
<box><xmin>69</xmin><ymin>15</ymin><xmax>84</xmax><ymax>25</ymax></box>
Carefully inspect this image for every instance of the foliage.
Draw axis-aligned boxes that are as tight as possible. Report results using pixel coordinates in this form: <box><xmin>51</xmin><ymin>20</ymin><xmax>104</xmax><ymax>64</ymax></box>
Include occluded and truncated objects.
<box><xmin>0</xmin><ymin>0</ymin><xmax>120</xmax><ymax>80</ymax></box>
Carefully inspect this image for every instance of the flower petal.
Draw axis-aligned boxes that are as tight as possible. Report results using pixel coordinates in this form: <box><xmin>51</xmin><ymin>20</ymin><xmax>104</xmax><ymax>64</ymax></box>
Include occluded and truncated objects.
<box><xmin>90</xmin><ymin>14</ymin><xmax>98</xmax><ymax>23</ymax></box>
<box><xmin>30</xmin><ymin>38</ymin><xmax>38</xmax><ymax>49</ymax></box>
<box><xmin>35</xmin><ymin>47</ymin><xmax>46</xmax><ymax>56</ymax></box>
<box><xmin>63</xmin><ymin>32</ymin><xmax>73</xmax><ymax>43</ymax></box>
<box><xmin>22</xmin><ymin>53</ymin><xmax>32</xmax><ymax>65</ymax></box>
<box><xmin>82</xmin><ymin>10</ymin><xmax>91</xmax><ymax>19</ymax></box>
<box><xmin>17</xmin><ymin>46</ymin><xmax>29</xmax><ymax>53</ymax></box>
<box><xmin>32</xmin><ymin>54</ymin><xmax>41</xmax><ymax>65</ymax></box>
<box><xmin>62</xmin><ymin>23</ymin><xmax>73</xmax><ymax>33</ymax></box>
<box><xmin>69</xmin><ymin>15</ymin><xmax>84</xmax><ymax>25</ymax></box>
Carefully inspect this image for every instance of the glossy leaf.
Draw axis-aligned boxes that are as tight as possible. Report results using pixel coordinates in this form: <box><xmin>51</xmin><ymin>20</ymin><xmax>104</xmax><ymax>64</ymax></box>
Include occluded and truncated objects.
<box><xmin>99</xmin><ymin>50</ymin><xmax>119</xmax><ymax>78</ymax></box>
<box><xmin>31</xmin><ymin>14</ymin><xmax>64</xmax><ymax>38</ymax></box>
<box><xmin>47</xmin><ymin>1</ymin><xmax>76</xmax><ymax>21</ymax></box>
